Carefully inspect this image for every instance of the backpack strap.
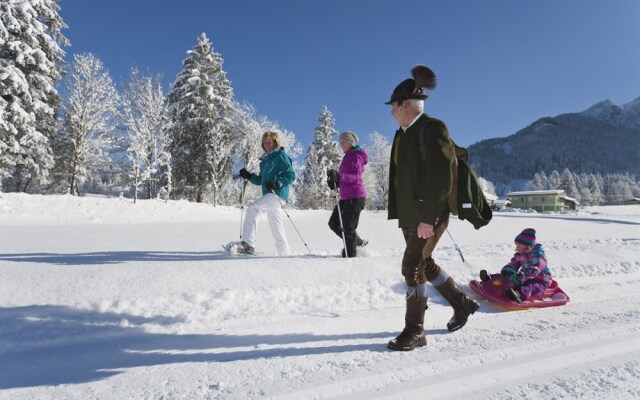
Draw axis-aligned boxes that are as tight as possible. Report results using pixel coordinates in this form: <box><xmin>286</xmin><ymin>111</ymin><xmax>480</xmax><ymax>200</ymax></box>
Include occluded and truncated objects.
<box><xmin>417</xmin><ymin>116</ymin><xmax>468</xmax><ymax>162</ymax></box>
<box><xmin>418</xmin><ymin>116</ymin><xmax>431</xmax><ymax>162</ymax></box>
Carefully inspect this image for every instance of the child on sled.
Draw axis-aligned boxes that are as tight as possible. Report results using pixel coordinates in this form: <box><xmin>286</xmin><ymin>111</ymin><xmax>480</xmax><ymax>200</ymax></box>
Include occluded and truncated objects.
<box><xmin>480</xmin><ymin>228</ymin><xmax>553</xmax><ymax>303</ymax></box>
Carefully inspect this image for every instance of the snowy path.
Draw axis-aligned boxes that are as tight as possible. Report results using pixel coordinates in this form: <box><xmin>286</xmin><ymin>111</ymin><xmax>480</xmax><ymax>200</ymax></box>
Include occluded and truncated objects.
<box><xmin>1</xmin><ymin>194</ymin><xmax>639</xmax><ymax>399</ymax></box>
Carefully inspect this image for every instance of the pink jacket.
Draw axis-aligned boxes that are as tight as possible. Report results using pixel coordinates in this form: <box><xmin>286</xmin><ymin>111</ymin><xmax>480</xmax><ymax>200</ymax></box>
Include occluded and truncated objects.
<box><xmin>339</xmin><ymin>145</ymin><xmax>368</xmax><ymax>200</ymax></box>
<box><xmin>501</xmin><ymin>244</ymin><xmax>553</xmax><ymax>284</ymax></box>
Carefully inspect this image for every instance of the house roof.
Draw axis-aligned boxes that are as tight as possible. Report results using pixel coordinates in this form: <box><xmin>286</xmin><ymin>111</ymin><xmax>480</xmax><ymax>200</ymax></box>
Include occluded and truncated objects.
<box><xmin>560</xmin><ymin>195</ymin><xmax>579</xmax><ymax>204</ymax></box>
<box><xmin>507</xmin><ymin>190</ymin><xmax>565</xmax><ymax>196</ymax></box>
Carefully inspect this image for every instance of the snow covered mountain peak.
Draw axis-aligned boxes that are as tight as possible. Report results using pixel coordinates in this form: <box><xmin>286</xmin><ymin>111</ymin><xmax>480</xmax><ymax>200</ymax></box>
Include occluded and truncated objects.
<box><xmin>581</xmin><ymin>97</ymin><xmax>640</xmax><ymax>130</ymax></box>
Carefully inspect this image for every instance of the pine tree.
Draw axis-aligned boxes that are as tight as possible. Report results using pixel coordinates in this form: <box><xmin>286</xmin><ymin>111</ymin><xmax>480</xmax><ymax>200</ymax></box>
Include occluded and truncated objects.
<box><xmin>560</xmin><ymin>168</ymin><xmax>580</xmax><ymax>202</ymax></box>
<box><xmin>526</xmin><ymin>172</ymin><xmax>547</xmax><ymax>191</ymax></box>
<box><xmin>299</xmin><ymin>144</ymin><xmax>328</xmax><ymax>209</ymax></box>
<box><xmin>548</xmin><ymin>170</ymin><xmax>561</xmax><ymax>190</ymax></box>
<box><xmin>0</xmin><ymin>0</ymin><xmax>69</xmax><ymax>192</ymax></box>
<box><xmin>313</xmin><ymin>105</ymin><xmax>342</xmax><ymax>168</ymax></box>
<box><xmin>590</xmin><ymin>173</ymin><xmax>604</xmax><ymax>205</ymax></box>
<box><xmin>298</xmin><ymin>106</ymin><xmax>341</xmax><ymax>209</ymax></box>
<box><xmin>121</xmin><ymin>68</ymin><xmax>170</xmax><ymax>202</ymax></box>
<box><xmin>366</xmin><ymin>131</ymin><xmax>391</xmax><ymax>209</ymax></box>
<box><xmin>538</xmin><ymin>171</ymin><xmax>549</xmax><ymax>190</ymax></box>
<box><xmin>594</xmin><ymin>173</ymin><xmax>605</xmax><ymax>200</ymax></box>
<box><xmin>166</xmin><ymin>33</ymin><xmax>235</xmax><ymax>204</ymax></box>
<box><xmin>603</xmin><ymin>173</ymin><xmax>638</xmax><ymax>205</ymax></box>
<box><xmin>53</xmin><ymin>53</ymin><xmax>119</xmax><ymax>195</ymax></box>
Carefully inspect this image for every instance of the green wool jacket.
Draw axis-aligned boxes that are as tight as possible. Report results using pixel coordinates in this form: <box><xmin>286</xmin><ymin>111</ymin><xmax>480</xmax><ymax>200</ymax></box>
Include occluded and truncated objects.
<box><xmin>388</xmin><ymin>113</ymin><xmax>456</xmax><ymax>228</ymax></box>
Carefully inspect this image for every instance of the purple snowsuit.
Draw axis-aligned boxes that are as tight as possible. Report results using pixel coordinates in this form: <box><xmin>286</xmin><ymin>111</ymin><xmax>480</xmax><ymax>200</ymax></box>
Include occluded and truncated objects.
<box><xmin>501</xmin><ymin>244</ymin><xmax>553</xmax><ymax>300</ymax></box>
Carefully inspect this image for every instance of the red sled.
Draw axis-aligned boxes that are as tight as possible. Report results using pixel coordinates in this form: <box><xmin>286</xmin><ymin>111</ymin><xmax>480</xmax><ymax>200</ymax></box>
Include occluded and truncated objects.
<box><xmin>469</xmin><ymin>274</ymin><xmax>570</xmax><ymax>310</ymax></box>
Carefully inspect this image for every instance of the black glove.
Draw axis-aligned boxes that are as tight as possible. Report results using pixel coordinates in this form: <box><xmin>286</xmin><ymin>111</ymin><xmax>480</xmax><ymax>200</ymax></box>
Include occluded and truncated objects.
<box><xmin>327</xmin><ymin>169</ymin><xmax>339</xmax><ymax>190</ymax></box>
<box><xmin>239</xmin><ymin>168</ymin><xmax>252</xmax><ymax>180</ymax></box>
<box><xmin>265</xmin><ymin>180</ymin><xmax>279</xmax><ymax>191</ymax></box>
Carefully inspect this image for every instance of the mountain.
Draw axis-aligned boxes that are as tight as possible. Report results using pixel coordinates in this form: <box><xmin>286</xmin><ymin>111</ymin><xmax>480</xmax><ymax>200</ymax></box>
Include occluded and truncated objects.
<box><xmin>582</xmin><ymin>97</ymin><xmax>640</xmax><ymax>130</ymax></box>
<box><xmin>467</xmin><ymin>97</ymin><xmax>640</xmax><ymax>194</ymax></box>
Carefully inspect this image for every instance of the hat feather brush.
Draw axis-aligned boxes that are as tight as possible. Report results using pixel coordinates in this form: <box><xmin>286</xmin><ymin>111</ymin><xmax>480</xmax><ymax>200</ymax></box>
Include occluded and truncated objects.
<box><xmin>411</xmin><ymin>65</ymin><xmax>437</xmax><ymax>91</ymax></box>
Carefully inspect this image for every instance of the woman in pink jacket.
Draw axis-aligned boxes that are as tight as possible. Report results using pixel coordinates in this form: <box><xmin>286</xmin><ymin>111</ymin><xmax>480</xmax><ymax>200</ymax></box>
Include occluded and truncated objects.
<box><xmin>327</xmin><ymin>131</ymin><xmax>368</xmax><ymax>257</ymax></box>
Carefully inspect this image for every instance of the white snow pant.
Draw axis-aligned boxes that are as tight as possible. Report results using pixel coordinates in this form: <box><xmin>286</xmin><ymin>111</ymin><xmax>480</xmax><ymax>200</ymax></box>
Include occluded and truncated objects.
<box><xmin>242</xmin><ymin>193</ymin><xmax>291</xmax><ymax>256</ymax></box>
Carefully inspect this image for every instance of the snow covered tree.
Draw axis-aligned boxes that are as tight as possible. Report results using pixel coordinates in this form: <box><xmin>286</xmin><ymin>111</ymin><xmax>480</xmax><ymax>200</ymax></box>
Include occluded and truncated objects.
<box><xmin>526</xmin><ymin>171</ymin><xmax>548</xmax><ymax>191</ymax></box>
<box><xmin>588</xmin><ymin>173</ymin><xmax>604</xmax><ymax>206</ymax></box>
<box><xmin>560</xmin><ymin>168</ymin><xmax>580</xmax><ymax>202</ymax></box>
<box><xmin>298</xmin><ymin>106</ymin><xmax>341</xmax><ymax>209</ymax></box>
<box><xmin>121</xmin><ymin>68</ymin><xmax>170</xmax><ymax>202</ymax></box>
<box><xmin>298</xmin><ymin>144</ymin><xmax>328</xmax><ymax>209</ymax></box>
<box><xmin>0</xmin><ymin>0</ymin><xmax>69</xmax><ymax>192</ymax></box>
<box><xmin>231</xmin><ymin>102</ymin><xmax>265</xmax><ymax>174</ymax></box>
<box><xmin>576</xmin><ymin>173</ymin><xmax>602</xmax><ymax>206</ymax></box>
<box><xmin>548</xmin><ymin>170</ymin><xmax>561</xmax><ymax>190</ymax></box>
<box><xmin>365</xmin><ymin>131</ymin><xmax>391</xmax><ymax>209</ymax></box>
<box><xmin>166</xmin><ymin>33</ymin><xmax>235</xmax><ymax>204</ymax></box>
<box><xmin>594</xmin><ymin>173</ymin><xmax>606</xmax><ymax>200</ymax></box>
<box><xmin>478</xmin><ymin>177</ymin><xmax>497</xmax><ymax>197</ymax></box>
<box><xmin>603</xmin><ymin>173</ymin><xmax>636</xmax><ymax>205</ymax></box>
<box><xmin>53</xmin><ymin>53</ymin><xmax>119</xmax><ymax>195</ymax></box>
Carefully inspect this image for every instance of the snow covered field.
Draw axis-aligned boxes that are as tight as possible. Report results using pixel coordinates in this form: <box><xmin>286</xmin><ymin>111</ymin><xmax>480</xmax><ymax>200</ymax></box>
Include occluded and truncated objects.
<box><xmin>1</xmin><ymin>193</ymin><xmax>639</xmax><ymax>399</ymax></box>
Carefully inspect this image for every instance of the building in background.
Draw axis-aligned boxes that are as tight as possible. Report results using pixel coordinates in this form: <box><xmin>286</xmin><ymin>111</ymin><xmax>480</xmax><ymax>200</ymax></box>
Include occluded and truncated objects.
<box><xmin>507</xmin><ymin>190</ymin><xmax>578</xmax><ymax>212</ymax></box>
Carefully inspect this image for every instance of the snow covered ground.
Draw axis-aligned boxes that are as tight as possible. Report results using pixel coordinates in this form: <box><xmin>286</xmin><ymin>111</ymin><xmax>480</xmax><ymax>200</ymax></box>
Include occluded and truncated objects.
<box><xmin>1</xmin><ymin>193</ymin><xmax>639</xmax><ymax>399</ymax></box>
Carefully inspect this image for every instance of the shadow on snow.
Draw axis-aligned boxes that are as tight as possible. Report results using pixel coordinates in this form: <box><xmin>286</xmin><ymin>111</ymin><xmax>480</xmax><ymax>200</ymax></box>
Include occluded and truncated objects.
<box><xmin>0</xmin><ymin>305</ymin><xmax>395</xmax><ymax>389</ymax></box>
<box><xmin>0</xmin><ymin>250</ymin><xmax>296</xmax><ymax>265</ymax></box>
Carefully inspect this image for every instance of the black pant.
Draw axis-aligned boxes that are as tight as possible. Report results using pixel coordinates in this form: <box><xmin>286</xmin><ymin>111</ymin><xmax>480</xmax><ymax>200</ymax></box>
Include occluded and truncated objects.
<box><xmin>328</xmin><ymin>197</ymin><xmax>365</xmax><ymax>257</ymax></box>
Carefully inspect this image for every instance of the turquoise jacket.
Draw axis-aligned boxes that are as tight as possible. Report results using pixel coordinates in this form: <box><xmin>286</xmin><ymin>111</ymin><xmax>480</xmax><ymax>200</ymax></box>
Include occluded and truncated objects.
<box><xmin>249</xmin><ymin>147</ymin><xmax>295</xmax><ymax>201</ymax></box>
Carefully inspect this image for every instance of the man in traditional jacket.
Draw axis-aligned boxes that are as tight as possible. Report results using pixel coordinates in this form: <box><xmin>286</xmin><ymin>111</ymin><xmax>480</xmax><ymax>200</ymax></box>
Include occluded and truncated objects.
<box><xmin>386</xmin><ymin>65</ymin><xmax>480</xmax><ymax>351</ymax></box>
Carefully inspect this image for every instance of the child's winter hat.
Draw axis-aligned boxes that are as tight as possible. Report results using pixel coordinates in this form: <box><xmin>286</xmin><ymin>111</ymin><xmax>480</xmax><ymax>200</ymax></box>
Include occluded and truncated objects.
<box><xmin>515</xmin><ymin>228</ymin><xmax>536</xmax><ymax>246</ymax></box>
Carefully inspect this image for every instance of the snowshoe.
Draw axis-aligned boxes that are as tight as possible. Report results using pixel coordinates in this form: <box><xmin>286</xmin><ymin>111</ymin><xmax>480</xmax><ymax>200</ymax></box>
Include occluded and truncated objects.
<box><xmin>238</xmin><ymin>241</ymin><xmax>255</xmax><ymax>255</ymax></box>
<box><xmin>356</xmin><ymin>235</ymin><xmax>368</xmax><ymax>247</ymax></box>
<box><xmin>222</xmin><ymin>241</ymin><xmax>254</xmax><ymax>255</ymax></box>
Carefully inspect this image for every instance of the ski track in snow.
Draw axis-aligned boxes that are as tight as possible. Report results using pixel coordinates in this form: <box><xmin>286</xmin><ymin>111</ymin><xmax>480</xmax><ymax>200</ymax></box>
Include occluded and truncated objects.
<box><xmin>0</xmin><ymin>194</ymin><xmax>639</xmax><ymax>399</ymax></box>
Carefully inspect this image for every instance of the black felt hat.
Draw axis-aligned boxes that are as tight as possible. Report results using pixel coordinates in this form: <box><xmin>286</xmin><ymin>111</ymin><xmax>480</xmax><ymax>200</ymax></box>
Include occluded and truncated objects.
<box><xmin>385</xmin><ymin>65</ymin><xmax>437</xmax><ymax>105</ymax></box>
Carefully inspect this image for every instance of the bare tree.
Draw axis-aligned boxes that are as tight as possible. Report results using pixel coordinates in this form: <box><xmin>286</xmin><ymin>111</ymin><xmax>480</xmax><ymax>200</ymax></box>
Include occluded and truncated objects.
<box><xmin>55</xmin><ymin>53</ymin><xmax>118</xmax><ymax>195</ymax></box>
<box><xmin>121</xmin><ymin>68</ymin><xmax>170</xmax><ymax>202</ymax></box>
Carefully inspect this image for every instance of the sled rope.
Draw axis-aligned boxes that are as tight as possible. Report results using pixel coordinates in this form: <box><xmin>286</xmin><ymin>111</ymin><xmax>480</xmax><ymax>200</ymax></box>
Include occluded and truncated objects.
<box><xmin>446</xmin><ymin>228</ymin><xmax>486</xmax><ymax>295</ymax></box>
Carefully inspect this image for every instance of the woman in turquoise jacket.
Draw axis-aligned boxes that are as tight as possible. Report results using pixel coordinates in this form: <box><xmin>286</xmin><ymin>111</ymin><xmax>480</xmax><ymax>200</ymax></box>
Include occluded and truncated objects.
<box><xmin>238</xmin><ymin>131</ymin><xmax>295</xmax><ymax>255</ymax></box>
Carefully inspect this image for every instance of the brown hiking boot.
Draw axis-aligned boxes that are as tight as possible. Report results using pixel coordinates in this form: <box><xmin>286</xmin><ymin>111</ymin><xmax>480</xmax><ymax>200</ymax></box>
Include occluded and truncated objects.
<box><xmin>387</xmin><ymin>328</ymin><xmax>426</xmax><ymax>351</ymax></box>
<box><xmin>387</xmin><ymin>295</ymin><xmax>428</xmax><ymax>351</ymax></box>
<box><xmin>435</xmin><ymin>277</ymin><xmax>480</xmax><ymax>332</ymax></box>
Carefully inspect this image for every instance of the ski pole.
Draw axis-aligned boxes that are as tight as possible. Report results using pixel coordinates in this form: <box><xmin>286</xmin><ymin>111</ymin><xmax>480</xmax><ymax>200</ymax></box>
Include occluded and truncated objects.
<box><xmin>270</xmin><ymin>189</ymin><xmax>312</xmax><ymax>254</ymax></box>
<box><xmin>239</xmin><ymin>179</ymin><xmax>248</xmax><ymax>241</ymax></box>
<box><xmin>332</xmin><ymin>189</ymin><xmax>349</xmax><ymax>258</ymax></box>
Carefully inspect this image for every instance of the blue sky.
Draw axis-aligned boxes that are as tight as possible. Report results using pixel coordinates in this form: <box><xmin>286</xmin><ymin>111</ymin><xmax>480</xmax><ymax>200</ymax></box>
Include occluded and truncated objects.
<box><xmin>58</xmin><ymin>0</ymin><xmax>640</xmax><ymax>148</ymax></box>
